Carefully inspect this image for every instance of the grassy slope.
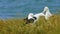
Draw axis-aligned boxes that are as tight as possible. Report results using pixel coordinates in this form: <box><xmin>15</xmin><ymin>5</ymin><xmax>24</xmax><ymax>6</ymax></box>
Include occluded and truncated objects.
<box><xmin>0</xmin><ymin>15</ymin><xmax>60</xmax><ymax>34</ymax></box>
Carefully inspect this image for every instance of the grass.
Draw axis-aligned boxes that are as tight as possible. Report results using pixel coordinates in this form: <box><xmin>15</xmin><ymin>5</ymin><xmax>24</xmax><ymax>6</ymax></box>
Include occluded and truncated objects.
<box><xmin>0</xmin><ymin>14</ymin><xmax>60</xmax><ymax>34</ymax></box>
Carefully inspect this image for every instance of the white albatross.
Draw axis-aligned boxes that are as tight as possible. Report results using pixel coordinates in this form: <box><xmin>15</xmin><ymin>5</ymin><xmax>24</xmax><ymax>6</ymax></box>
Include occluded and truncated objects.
<box><xmin>43</xmin><ymin>6</ymin><xmax>52</xmax><ymax>20</ymax></box>
<box><xmin>28</xmin><ymin>12</ymin><xmax>45</xmax><ymax>23</ymax></box>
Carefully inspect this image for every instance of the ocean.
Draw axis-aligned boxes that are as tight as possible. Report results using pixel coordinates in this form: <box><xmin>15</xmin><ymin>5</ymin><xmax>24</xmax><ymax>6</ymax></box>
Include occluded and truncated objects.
<box><xmin>0</xmin><ymin>0</ymin><xmax>60</xmax><ymax>19</ymax></box>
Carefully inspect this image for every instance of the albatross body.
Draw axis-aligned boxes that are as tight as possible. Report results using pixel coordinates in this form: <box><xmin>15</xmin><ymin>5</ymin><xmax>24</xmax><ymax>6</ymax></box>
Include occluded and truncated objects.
<box><xmin>43</xmin><ymin>6</ymin><xmax>52</xmax><ymax>20</ymax></box>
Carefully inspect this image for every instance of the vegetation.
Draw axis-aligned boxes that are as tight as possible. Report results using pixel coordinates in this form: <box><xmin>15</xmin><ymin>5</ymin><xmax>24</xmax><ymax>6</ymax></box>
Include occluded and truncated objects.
<box><xmin>0</xmin><ymin>15</ymin><xmax>60</xmax><ymax>34</ymax></box>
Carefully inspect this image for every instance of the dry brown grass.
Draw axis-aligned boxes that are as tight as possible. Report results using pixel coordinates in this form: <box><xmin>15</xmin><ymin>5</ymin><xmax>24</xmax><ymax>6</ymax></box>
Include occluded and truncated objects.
<box><xmin>0</xmin><ymin>15</ymin><xmax>60</xmax><ymax>34</ymax></box>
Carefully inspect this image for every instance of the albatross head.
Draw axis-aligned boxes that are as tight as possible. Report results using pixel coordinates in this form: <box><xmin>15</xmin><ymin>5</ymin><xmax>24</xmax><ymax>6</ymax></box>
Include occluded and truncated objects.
<box><xmin>43</xmin><ymin>6</ymin><xmax>49</xmax><ymax>12</ymax></box>
<box><xmin>28</xmin><ymin>13</ymin><xmax>34</xmax><ymax>19</ymax></box>
<box><xmin>29</xmin><ymin>13</ymin><xmax>34</xmax><ymax>17</ymax></box>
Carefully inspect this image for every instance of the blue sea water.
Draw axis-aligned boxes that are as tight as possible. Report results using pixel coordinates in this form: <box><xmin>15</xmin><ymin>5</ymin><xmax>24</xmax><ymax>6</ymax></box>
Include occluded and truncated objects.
<box><xmin>0</xmin><ymin>0</ymin><xmax>60</xmax><ymax>19</ymax></box>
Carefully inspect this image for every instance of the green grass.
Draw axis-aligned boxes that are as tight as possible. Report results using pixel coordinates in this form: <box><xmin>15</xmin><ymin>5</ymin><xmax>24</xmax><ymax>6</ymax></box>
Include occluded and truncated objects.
<box><xmin>0</xmin><ymin>15</ymin><xmax>60</xmax><ymax>34</ymax></box>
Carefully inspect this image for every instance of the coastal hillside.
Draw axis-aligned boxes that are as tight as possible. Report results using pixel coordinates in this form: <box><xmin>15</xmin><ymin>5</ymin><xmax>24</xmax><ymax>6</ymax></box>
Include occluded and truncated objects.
<box><xmin>0</xmin><ymin>15</ymin><xmax>60</xmax><ymax>34</ymax></box>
